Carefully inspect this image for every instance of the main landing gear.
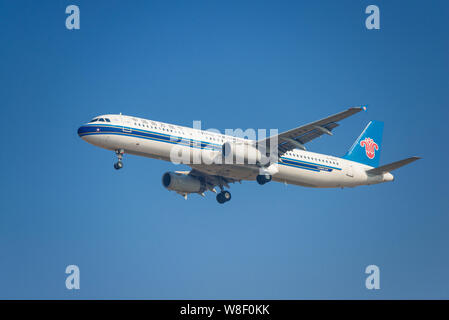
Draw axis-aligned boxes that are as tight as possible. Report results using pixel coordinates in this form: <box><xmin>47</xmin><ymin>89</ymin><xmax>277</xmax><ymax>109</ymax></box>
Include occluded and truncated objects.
<box><xmin>256</xmin><ymin>174</ymin><xmax>272</xmax><ymax>185</ymax></box>
<box><xmin>114</xmin><ymin>149</ymin><xmax>124</xmax><ymax>170</ymax></box>
<box><xmin>216</xmin><ymin>190</ymin><xmax>231</xmax><ymax>204</ymax></box>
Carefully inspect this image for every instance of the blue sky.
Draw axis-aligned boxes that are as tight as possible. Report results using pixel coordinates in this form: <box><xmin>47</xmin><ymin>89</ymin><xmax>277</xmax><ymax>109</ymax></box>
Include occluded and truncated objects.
<box><xmin>0</xmin><ymin>0</ymin><xmax>448</xmax><ymax>299</ymax></box>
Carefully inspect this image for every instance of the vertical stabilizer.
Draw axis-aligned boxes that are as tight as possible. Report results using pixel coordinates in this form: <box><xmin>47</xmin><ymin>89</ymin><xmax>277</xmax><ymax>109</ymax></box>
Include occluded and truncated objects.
<box><xmin>343</xmin><ymin>121</ymin><xmax>384</xmax><ymax>167</ymax></box>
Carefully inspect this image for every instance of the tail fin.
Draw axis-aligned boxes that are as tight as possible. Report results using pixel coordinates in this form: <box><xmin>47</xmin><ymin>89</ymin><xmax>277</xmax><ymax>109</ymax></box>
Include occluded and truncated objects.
<box><xmin>343</xmin><ymin>120</ymin><xmax>384</xmax><ymax>167</ymax></box>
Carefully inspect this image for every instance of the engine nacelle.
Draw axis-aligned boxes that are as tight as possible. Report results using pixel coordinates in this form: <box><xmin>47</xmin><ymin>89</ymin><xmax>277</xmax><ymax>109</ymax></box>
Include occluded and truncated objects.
<box><xmin>162</xmin><ymin>172</ymin><xmax>204</xmax><ymax>193</ymax></box>
<box><xmin>222</xmin><ymin>141</ymin><xmax>262</xmax><ymax>164</ymax></box>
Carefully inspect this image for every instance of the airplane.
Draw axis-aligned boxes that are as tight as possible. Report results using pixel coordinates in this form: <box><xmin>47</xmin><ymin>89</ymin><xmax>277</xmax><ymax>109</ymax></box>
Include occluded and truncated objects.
<box><xmin>77</xmin><ymin>106</ymin><xmax>420</xmax><ymax>204</ymax></box>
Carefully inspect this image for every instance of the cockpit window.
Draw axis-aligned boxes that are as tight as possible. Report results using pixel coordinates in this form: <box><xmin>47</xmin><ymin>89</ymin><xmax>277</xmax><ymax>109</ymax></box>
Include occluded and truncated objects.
<box><xmin>89</xmin><ymin>117</ymin><xmax>110</xmax><ymax>123</ymax></box>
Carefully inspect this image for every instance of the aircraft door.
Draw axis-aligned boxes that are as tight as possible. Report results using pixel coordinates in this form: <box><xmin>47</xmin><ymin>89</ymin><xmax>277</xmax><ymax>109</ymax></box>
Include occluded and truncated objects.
<box><xmin>121</xmin><ymin>114</ymin><xmax>132</xmax><ymax>133</ymax></box>
<box><xmin>346</xmin><ymin>165</ymin><xmax>354</xmax><ymax>178</ymax></box>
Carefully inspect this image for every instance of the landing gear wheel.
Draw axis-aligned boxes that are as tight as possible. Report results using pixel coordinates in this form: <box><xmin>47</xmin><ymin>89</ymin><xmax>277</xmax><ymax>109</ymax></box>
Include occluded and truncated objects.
<box><xmin>256</xmin><ymin>174</ymin><xmax>272</xmax><ymax>185</ymax></box>
<box><xmin>222</xmin><ymin>190</ymin><xmax>231</xmax><ymax>201</ymax></box>
<box><xmin>114</xmin><ymin>149</ymin><xmax>124</xmax><ymax>170</ymax></box>
<box><xmin>216</xmin><ymin>193</ymin><xmax>225</xmax><ymax>204</ymax></box>
<box><xmin>216</xmin><ymin>191</ymin><xmax>231</xmax><ymax>204</ymax></box>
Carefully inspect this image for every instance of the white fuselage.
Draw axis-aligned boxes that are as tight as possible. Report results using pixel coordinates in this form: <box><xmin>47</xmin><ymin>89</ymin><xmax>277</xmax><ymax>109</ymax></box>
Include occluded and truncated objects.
<box><xmin>78</xmin><ymin>114</ymin><xmax>393</xmax><ymax>188</ymax></box>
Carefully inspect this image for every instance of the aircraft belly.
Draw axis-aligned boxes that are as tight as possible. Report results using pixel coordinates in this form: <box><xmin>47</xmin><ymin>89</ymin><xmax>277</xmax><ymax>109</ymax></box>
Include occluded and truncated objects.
<box><xmin>190</xmin><ymin>163</ymin><xmax>257</xmax><ymax>180</ymax></box>
<box><xmin>274</xmin><ymin>163</ymin><xmax>342</xmax><ymax>188</ymax></box>
<box><xmin>101</xmin><ymin>134</ymin><xmax>173</xmax><ymax>161</ymax></box>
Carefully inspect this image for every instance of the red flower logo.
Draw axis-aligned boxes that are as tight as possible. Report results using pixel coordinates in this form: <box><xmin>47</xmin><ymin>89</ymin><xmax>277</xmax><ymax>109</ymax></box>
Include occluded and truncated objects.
<box><xmin>360</xmin><ymin>138</ymin><xmax>378</xmax><ymax>159</ymax></box>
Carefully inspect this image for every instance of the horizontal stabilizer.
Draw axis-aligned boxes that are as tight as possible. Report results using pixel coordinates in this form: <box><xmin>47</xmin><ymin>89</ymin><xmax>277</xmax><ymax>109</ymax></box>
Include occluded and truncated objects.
<box><xmin>366</xmin><ymin>156</ymin><xmax>421</xmax><ymax>175</ymax></box>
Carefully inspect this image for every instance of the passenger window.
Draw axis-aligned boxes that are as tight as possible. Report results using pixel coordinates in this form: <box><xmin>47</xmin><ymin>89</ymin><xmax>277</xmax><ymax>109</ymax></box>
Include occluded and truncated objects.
<box><xmin>105</xmin><ymin>118</ymin><xmax>111</xmax><ymax>122</ymax></box>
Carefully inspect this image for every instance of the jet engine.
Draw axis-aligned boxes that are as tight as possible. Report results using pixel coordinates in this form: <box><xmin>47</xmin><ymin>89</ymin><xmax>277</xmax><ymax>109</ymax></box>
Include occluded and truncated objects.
<box><xmin>162</xmin><ymin>172</ymin><xmax>205</xmax><ymax>193</ymax></box>
<box><xmin>222</xmin><ymin>141</ymin><xmax>262</xmax><ymax>164</ymax></box>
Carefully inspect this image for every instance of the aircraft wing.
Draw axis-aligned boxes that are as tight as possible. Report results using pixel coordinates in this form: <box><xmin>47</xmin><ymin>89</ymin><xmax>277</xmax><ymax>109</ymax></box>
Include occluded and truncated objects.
<box><xmin>258</xmin><ymin>106</ymin><xmax>365</xmax><ymax>155</ymax></box>
<box><xmin>185</xmin><ymin>167</ymin><xmax>242</xmax><ymax>191</ymax></box>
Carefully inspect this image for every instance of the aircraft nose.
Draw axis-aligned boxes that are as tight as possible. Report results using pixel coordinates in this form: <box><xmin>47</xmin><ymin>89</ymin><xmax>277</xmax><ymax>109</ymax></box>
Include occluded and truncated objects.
<box><xmin>77</xmin><ymin>125</ymin><xmax>91</xmax><ymax>139</ymax></box>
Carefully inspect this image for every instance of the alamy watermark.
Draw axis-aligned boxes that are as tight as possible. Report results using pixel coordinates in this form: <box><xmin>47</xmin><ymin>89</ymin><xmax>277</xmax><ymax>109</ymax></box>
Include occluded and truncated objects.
<box><xmin>365</xmin><ymin>5</ymin><xmax>380</xmax><ymax>30</ymax></box>
<box><xmin>365</xmin><ymin>265</ymin><xmax>380</xmax><ymax>290</ymax></box>
<box><xmin>65</xmin><ymin>265</ymin><xmax>80</xmax><ymax>290</ymax></box>
<box><xmin>168</xmin><ymin>120</ymin><xmax>279</xmax><ymax>173</ymax></box>
<box><xmin>65</xmin><ymin>5</ymin><xmax>80</xmax><ymax>30</ymax></box>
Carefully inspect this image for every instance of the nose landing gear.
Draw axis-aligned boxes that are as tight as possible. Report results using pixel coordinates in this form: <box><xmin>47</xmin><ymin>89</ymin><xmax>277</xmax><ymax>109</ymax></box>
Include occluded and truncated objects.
<box><xmin>114</xmin><ymin>149</ymin><xmax>124</xmax><ymax>170</ymax></box>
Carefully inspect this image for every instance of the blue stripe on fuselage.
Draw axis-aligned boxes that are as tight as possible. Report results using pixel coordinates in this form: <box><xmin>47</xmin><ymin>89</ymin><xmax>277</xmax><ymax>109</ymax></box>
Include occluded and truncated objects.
<box><xmin>78</xmin><ymin>125</ymin><xmax>341</xmax><ymax>172</ymax></box>
<box><xmin>78</xmin><ymin>124</ymin><xmax>220</xmax><ymax>151</ymax></box>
